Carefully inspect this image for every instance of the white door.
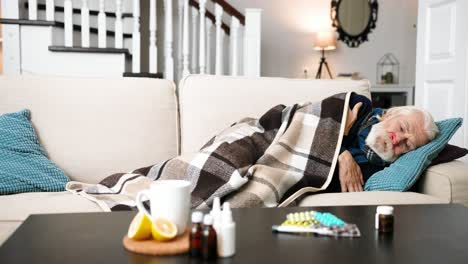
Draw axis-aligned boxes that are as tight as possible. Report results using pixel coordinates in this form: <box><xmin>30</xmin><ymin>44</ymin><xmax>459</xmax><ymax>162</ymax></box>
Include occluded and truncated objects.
<box><xmin>415</xmin><ymin>0</ymin><xmax>468</xmax><ymax>149</ymax></box>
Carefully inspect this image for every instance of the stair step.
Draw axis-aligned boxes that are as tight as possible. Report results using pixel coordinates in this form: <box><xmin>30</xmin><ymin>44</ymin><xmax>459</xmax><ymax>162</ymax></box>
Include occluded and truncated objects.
<box><xmin>25</xmin><ymin>3</ymin><xmax>133</xmax><ymax>18</ymax></box>
<box><xmin>53</xmin><ymin>21</ymin><xmax>132</xmax><ymax>38</ymax></box>
<box><xmin>123</xmin><ymin>72</ymin><xmax>164</xmax><ymax>79</ymax></box>
<box><xmin>0</xmin><ymin>18</ymin><xmax>132</xmax><ymax>38</ymax></box>
<box><xmin>49</xmin><ymin>46</ymin><xmax>130</xmax><ymax>56</ymax></box>
<box><xmin>0</xmin><ymin>18</ymin><xmax>56</xmax><ymax>26</ymax></box>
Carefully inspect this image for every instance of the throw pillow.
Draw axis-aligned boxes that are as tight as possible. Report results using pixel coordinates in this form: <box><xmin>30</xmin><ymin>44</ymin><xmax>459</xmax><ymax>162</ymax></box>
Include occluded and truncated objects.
<box><xmin>0</xmin><ymin>109</ymin><xmax>70</xmax><ymax>195</ymax></box>
<box><xmin>430</xmin><ymin>144</ymin><xmax>468</xmax><ymax>166</ymax></box>
<box><xmin>364</xmin><ymin>118</ymin><xmax>463</xmax><ymax>192</ymax></box>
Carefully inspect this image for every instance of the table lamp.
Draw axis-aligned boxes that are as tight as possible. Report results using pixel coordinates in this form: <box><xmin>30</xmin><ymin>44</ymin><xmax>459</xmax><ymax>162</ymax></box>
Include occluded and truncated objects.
<box><xmin>314</xmin><ymin>31</ymin><xmax>336</xmax><ymax>79</ymax></box>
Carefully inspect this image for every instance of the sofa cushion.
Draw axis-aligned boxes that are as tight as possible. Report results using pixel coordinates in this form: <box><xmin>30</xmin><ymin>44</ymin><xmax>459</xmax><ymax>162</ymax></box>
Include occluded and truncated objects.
<box><xmin>0</xmin><ymin>109</ymin><xmax>69</xmax><ymax>194</ymax></box>
<box><xmin>298</xmin><ymin>191</ymin><xmax>448</xmax><ymax>207</ymax></box>
<box><xmin>178</xmin><ymin>75</ymin><xmax>371</xmax><ymax>154</ymax></box>
<box><xmin>416</xmin><ymin>161</ymin><xmax>468</xmax><ymax>205</ymax></box>
<box><xmin>0</xmin><ymin>192</ymin><xmax>102</xmax><ymax>222</ymax></box>
<box><xmin>0</xmin><ymin>76</ymin><xmax>178</xmax><ymax>183</ymax></box>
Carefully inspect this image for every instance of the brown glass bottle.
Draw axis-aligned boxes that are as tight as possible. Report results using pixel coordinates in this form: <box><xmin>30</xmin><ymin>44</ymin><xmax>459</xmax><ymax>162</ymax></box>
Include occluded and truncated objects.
<box><xmin>202</xmin><ymin>214</ymin><xmax>218</xmax><ymax>260</ymax></box>
<box><xmin>375</xmin><ymin>206</ymin><xmax>394</xmax><ymax>233</ymax></box>
<box><xmin>190</xmin><ymin>212</ymin><xmax>204</xmax><ymax>258</ymax></box>
<box><xmin>378</xmin><ymin>214</ymin><xmax>394</xmax><ymax>233</ymax></box>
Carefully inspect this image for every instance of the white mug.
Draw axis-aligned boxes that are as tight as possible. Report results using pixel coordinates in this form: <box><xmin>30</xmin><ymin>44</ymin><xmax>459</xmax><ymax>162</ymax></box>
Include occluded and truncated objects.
<box><xmin>136</xmin><ymin>180</ymin><xmax>191</xmax><ymax>235</ymax></box>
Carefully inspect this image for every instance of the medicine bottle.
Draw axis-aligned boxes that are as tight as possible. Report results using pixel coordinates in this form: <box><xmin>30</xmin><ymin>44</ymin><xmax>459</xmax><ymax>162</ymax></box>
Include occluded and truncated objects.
<box><xmin>375</xmin><ymin>206</ymin><xmax>394</xmax><ymax>233</ymax></box>
<box><xmin>189</xmin><ymin>211</ymin><xmax>204</xmax><ymax>258</ymax></box>
<box><xmin>202</xmin><ymin>214</ymin><xmax>218</xmax><ymax>260</ymax></box>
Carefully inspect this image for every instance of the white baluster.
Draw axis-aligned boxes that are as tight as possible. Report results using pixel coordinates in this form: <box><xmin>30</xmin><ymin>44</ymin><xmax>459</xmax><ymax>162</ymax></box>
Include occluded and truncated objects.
<box><xmin>64</xmin><ymin>0</ymin><xmax>73</xmax><ymax>47</ymax></box>
<box><xmin>190</xmin><ymin>6</ymin><xmax>198</xmax><ymax>73</ymax></box>
<box><xmin>206</xmin><ymin>18</ymin><xmax>213</xmax><ymax>74</ymax></box>
<box><xmin>182</xmin><ymin>0</ymin><xmax>190</xmax><ymax>77</ymax></box>
<box><xmin>98</xmin><ymin>0</ymin><xmax>106</xmax><ymax>48</ymax></box>
<box><xmin>177</xmin><ymin>0</ymin><xmax>184</xmax><ymax>80</ymax></box>
<box><xmin>198</xmin><ymin>0</ymin><xmax>207</xmax><ymax>74</ymax></box>
<box><xmin>164</xmin><ymin>0</ymin><xmax>174</xmax><ymax>81</ymax></box>
<box><xmin>238</xmin><ymin>25</ymin><xmax>245</xmax><ymax>75</ymax></box>
<box><xmin>221</xmin><ymin>29</ymin><xmax>226</xmax><ymax>75</ymax></box>
<box><xmin>149</xmin><ymin>0</ymin><xmax>158</xmax><ymax>73</ymax></box>
<box><xmin>243</xmin><ymin>9</ymin><xmax>262</xmax><ymax>77</ymax></box>
<box><xmin>81</xmin><ymin>0</ymin><xmax>90</xmax><ymax>47</ymax></box>
<box><xmin>132</xmin><ymin>0</ymin><xmax>141</xmax><ymax>73</ymax></box>
<box><xmin>28</xmin><ymin>0</ymin><xmax>37</xmax><ymax>20</ymax></box>
<box><xmin>115</xmin><ymin>0</ymin><xmax>123</xmax><ymax>49</ymax></box>
<box><xmin>46</xmin><ymin>0</ymin><xmax>54</xmax><ymax>21</ymax></box>
<box><xmin>214</xmin><ymin>3</ymin><xmax>224</xmax><ymax>75</ymax></box>
<box><xmin>229</xmin><ymin>17</ymin><xmax>240</xmax><ymax>76</ymax></box>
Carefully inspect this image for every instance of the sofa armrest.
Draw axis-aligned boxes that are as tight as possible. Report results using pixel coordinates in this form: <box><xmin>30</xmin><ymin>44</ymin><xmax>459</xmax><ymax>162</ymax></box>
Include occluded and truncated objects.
<box><xmin>415</xmin><ymin>161</ymin><xmax>468</xmax><ymax>205</ymax></box>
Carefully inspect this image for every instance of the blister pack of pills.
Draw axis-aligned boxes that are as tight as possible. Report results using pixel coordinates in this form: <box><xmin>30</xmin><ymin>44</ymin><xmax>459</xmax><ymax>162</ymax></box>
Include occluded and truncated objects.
<box><xmin>272</xmin><ymin>210</ymin><xmax>361</xmax><ymax>237</ymax></box>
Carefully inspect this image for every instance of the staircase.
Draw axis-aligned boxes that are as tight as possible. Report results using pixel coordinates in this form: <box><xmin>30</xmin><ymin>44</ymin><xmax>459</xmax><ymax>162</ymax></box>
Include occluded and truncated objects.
<box><xmin>0</xmin><ymin>0</ymin><xmax>262</xmax><ymax>82</ymax></box>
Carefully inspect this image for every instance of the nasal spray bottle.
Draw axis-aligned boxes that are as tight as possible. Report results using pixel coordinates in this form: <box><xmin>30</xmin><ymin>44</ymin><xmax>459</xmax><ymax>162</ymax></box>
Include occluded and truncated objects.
<box><xmin>211</xmin><ymin>197</ymin><xmax>222</xmax><ymax>231</ymax></box>
<box><xmin>210</xmin><ymin>197</ymin><xmax>236</xmax><ymax>258</ymax></box>
<box><xmin>218</xmin><ymin>202</ymin><xmax>236</xmax><ymax>257</ymax></box>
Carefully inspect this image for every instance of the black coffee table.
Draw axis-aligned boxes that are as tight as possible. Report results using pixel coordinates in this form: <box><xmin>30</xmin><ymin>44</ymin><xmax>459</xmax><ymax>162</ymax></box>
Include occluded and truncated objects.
<box><xmin>1</xmin><ymin>204</ymin><xmax>467</xmax><ymax>263</ymax></box>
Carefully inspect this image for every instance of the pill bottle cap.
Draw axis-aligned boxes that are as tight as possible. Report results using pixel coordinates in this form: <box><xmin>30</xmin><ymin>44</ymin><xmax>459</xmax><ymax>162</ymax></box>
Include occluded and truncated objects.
<box><xmin>203</xmin><ymin>214</ymin><xmax>214</xmax><ymax>225</ymax></box>
<box><xmin>191</xmin><ymin>211</ymin><xmax>204</xmax><ymax>223</ymax></box>
<box><xmin>376</xmin><ymin>206</ymin><xmax>394</xmax><ymax>215</ymax></box>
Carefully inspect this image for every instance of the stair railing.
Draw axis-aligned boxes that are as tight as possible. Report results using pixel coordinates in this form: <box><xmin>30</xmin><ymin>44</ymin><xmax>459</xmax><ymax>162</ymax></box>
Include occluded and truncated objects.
<box><xmin>10</xmin><ymin>0</ymin><xmax>261</xmax><ymax>81</ymax></box>
<box><xmin>180</xmin><ymin>0</ymin><xmax>262</xmax><ymax>81</ymax></box>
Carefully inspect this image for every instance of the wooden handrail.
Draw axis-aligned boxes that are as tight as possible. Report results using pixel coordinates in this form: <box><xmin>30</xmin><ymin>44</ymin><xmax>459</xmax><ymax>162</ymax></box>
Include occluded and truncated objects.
<box><xmin>189</xmin><ymin>0</ymin><xmax>230</xmax><ymax>35</ymax></box>
<box><xmin>211</xmin><ymin>0</ymin><xmax>245</xmax><ymax>25</ymax></box>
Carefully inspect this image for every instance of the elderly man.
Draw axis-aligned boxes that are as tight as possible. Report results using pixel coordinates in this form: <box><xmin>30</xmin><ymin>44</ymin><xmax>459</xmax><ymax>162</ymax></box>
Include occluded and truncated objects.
<box><xmin>331</xmin><ymin>94</ymin><xmax>439</xmax><ymax>193</ymax></box>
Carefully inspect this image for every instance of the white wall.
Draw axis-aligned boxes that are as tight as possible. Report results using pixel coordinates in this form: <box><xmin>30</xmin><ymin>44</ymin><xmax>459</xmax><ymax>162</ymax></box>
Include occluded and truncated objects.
<box><xmin>229</xmin><ymin>0</ymin><xmax>418</xmax><ymax>85</ymax></box>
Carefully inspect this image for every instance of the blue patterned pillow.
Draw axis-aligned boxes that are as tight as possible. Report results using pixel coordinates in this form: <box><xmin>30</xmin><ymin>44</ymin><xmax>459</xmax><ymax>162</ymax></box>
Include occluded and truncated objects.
<box><xmin>364</xmin><ymin>118</ymin><xmax>463</xmax><ymax>192</ymax></box>
<box><xmin>0</xmin><ymin>109</ymin><xmax>70</xmax><ymax>195</ymax></box>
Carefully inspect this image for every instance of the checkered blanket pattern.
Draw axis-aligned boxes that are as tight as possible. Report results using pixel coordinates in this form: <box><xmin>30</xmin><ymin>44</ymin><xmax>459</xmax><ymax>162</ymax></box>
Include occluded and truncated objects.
<box><xmin>66</xmin><ymin>92</ymin><xmax>351</xmax><ymax>210</ymax></box>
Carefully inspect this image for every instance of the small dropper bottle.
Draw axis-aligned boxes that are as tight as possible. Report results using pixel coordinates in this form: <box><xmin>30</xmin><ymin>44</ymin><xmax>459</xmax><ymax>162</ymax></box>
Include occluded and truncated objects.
<box><xmin>202</xmin><ymin>214</ymin><xmax>218</xmax><ymax>260</ymax></box>
<box><xmin>189</xmin><ymin>211</ymin><xmax>204</xmax><ymax>258</ymax></box>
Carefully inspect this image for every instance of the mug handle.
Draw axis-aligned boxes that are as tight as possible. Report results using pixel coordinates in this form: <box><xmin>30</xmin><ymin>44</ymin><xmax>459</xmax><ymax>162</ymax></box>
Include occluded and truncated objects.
<box><xmin>136</xmin><ymin>190</ymin><xmax>152</xmax><ymax>221</ymax></box>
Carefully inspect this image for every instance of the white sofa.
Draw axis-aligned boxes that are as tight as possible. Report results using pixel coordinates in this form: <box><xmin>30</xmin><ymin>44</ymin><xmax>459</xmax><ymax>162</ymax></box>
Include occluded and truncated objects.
<box><xmin>1</xmin><ymin>75</ymin><xmax>467</xmax><ymax>245</ymax></box>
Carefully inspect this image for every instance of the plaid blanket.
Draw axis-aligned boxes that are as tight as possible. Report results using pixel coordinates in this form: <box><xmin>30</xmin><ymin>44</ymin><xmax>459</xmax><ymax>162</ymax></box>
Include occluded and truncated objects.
<box><xmin>66</xmin><ymin>92</ymin><xmax>351</xmax><ymax>210</ymax></box>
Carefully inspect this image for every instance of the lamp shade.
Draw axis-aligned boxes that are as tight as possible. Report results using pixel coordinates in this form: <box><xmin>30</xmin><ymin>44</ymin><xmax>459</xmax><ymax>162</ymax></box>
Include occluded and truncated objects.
<box><xmin>313</xmin><ymin>31</ymin><xmax>337</xmax><ymax>51</ymax></box>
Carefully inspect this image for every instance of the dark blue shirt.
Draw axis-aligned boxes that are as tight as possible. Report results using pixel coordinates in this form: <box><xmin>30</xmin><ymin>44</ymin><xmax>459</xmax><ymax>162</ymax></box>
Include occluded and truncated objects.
<box><xmin>333</xmin><ymin>93</ymin><xmax>390</xmax><ymax>189</ymax></box>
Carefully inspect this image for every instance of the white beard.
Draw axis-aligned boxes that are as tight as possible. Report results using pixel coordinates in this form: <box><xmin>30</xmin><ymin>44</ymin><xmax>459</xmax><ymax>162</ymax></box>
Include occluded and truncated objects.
<box><xmin>365</xmin><ymin>121</ymin><xmax>397</xmax><ymax>162</ymax></box>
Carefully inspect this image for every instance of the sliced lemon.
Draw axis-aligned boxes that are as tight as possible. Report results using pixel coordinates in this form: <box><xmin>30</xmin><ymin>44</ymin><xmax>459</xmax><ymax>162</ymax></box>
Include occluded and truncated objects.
<box><xmin>127</xmin><ymin>212</ymin><xmax>153</xmax><ymax>240</ymax></box>
<box><xmin>151</xmin><ymin>218</ymin><xmax>178</xmax><ymax>242</ymax></box>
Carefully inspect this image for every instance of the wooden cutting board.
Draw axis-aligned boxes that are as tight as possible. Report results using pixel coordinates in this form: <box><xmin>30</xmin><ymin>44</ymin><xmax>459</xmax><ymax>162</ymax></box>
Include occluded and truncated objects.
<box><xmin>122</xmin><ymin>231</ymin><xmax>190</xmax><ymax>256</ymax></box>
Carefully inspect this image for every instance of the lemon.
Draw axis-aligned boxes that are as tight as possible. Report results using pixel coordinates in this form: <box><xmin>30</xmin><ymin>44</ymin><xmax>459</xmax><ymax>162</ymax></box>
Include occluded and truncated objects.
<box><xmin>127</xmin><ymin>212</ymin><xmax>153</xmax><ymax>240</ymax></box>
<box><xmin>151</xmin><ymin>218</ymin><xmax>178</xmax><ymax>241</ymax></box>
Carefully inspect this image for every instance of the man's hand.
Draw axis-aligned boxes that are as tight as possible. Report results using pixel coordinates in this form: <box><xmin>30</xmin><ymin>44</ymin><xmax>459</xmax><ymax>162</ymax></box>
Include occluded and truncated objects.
<box><xmin>344</xmin><ymin>102</ymin><xmax>363</xmax><ymax>136</ymax></box>
<box><xmin>338</xmin><ymin>150</ymin><xmax>364</xmax><ymax>192</ymax></box>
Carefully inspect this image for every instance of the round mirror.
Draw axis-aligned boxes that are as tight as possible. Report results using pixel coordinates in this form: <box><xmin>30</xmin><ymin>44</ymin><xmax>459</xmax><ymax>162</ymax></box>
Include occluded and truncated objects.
<box><xmin>331</xmin><ymin>0</ymin><xmax>378</xmax><ymax>48</ymax></box>
<box><xmin>338</xmin><ymin>0</ymin><xmax>370</xmax><ymax>36</ymax></box>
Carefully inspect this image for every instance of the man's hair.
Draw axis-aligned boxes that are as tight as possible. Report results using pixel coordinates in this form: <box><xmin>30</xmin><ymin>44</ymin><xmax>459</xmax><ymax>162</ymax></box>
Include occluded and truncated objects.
<box><xmin>385</xmin><ymin>106</ymin><xmax>439</xmax><ymax>140</ymax></box>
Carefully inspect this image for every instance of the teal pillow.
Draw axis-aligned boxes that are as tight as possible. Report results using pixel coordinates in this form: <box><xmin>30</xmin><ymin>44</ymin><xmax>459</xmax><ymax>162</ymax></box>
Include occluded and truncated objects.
<box><xmin>364</xmin><ymin>118</ymin><xmax>463</xmax><ymax>192</ymax></box>
<box><xmin>0</xmin><ymin>109</ymin><xmax>70</xmax><ymax>195</ymax></box>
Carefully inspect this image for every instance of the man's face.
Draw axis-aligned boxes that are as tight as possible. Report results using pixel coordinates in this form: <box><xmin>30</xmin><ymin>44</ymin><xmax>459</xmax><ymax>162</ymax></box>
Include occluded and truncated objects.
<box><xmin>365</xmin><ymin>112</ymin><xmax>430</xmax><ymax>162</ymax></box>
